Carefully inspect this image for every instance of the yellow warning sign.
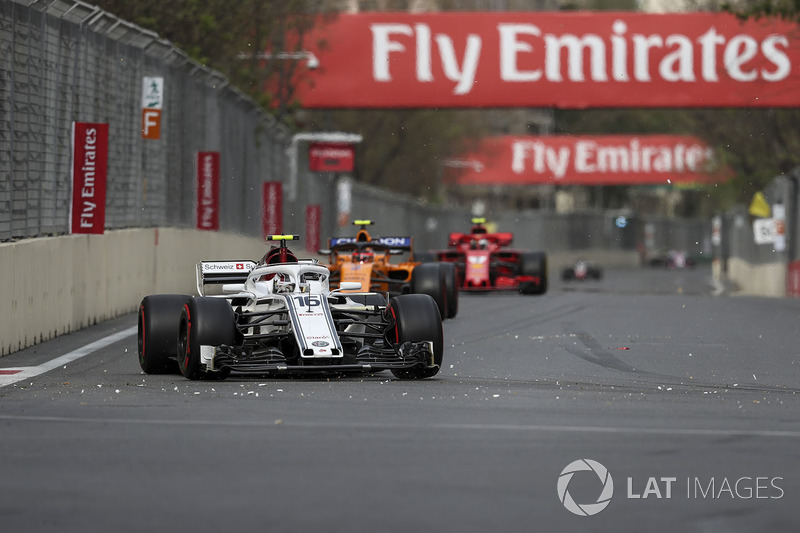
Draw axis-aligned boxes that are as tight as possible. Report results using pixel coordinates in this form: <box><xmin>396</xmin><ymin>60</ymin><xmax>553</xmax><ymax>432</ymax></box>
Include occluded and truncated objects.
<box><xmin>748</xmin><ymin>192</ymin><xmax>771</xmax><ymax>218</ymax></box>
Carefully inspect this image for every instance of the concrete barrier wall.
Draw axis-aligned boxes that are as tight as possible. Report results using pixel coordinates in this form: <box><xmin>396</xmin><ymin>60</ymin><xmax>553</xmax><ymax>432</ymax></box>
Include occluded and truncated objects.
<box><xmin>0</xmin><ymin>230</ymin><xmax>644</xmax><ymax>358</ymax></box>
<box><xmin>725</xmin><ymin>258</ymin><xmax>786</xmax><ymax>298</ymax></box>
<box><xmin>547</xmin><ymin>250</ymin><xmax>640</xmax><ymax>270</ymax></box>
<box><xmin>0</xmin><ymin>228</ymin><xmax>273</xmax><ymax>357</ymax></box>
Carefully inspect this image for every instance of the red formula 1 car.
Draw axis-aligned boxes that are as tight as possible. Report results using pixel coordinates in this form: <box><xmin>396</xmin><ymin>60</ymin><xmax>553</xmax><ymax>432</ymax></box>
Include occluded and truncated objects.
<box><xmin>428</xmin><ymin>218</ymin><xmax>548</xmax><ymax>295</ymax></box>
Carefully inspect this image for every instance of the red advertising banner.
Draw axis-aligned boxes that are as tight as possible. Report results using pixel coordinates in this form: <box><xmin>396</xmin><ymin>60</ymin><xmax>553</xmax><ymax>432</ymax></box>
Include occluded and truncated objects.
<box><xmin>70</xmin><ymin>122</ymin><xmax>108</xmax><ymax>234</ymax></box>
<box><xmin>308</xmin><ymin>142</ymin><xmax>355</xmax><ymax>172</ymax></box>
<box><xmin>306</xmin><ymin>204</ymin><xmax>321</xmax><ymax>253</ymax></box>
<box><xmin>444</xmin><ymin>135</ymin><xmax>726</xmax><ymax>186</ymax></box>
<box><xmin>196</xmin><ymin>152</ymin><xmax>220</xmax><ymax>231</ymax></box>
<box><xmin>788</xmin><ymin>261</ymin><xmax>800</xmax><ymax>298</ymax></box>
<box><xmin>295</xmin><ymin>12</ymin><xmax>800</xmax><ymax>108</ymax></box>
<box><xmin>262</xmin><ymin>181</ymin><xmax>283</xmax><ymax>238</ymax></box>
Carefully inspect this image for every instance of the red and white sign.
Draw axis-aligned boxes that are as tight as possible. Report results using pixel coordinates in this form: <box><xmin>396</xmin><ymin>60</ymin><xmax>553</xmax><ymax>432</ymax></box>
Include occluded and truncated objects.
<box><xmin>141</xmin><ymin>109</ymin><xmax>161</xmax><ymax>140</ymax></box>
<box><xmin>306</xmin><ymin>204</ymin><xmax>321</xmax><ymax>253</ymax></box>
<box><xmin>443</xmin><ymin>135</ymin><xmax>726</xmax><ymax>186</ymax></box>
<box><xmin>308</xmin><ymin>142</ymin><xmax>355</xmax><ymax>172</ymax></box>
<box><xmin>295</xmin><ymin>12</ymin><xmax>799</xmax><ymax>108</ymax></box>
<box><xmin>141</xmin><ymin>77</ymin><xmax>164</xmax><ymax>139</ymax></box>
<box><xmin>262</xmin><ymin>181</ymin><xmax>283</xmax><ymax>237</ymax></box>
<box><xmin>70</xmin><ymin>122</ymin><xmax>108</xmax><ymax>234</ymax></box>
<box><xmin>196</xmin><ymin>152</ymin><xmax>220</xmax><ymax>231</ymax></box>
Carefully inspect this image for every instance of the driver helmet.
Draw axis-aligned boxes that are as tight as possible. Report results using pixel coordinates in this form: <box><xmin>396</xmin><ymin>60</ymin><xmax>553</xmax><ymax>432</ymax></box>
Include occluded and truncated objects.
<box><xmin>259</xmin><ymin>246</ymin><xmax>298</xmax><ymax>265</ymax></box>
<box><xmin>352</xmin><ymin>250</ymin><xmax>374</xmax><ymax>263</ymax></box>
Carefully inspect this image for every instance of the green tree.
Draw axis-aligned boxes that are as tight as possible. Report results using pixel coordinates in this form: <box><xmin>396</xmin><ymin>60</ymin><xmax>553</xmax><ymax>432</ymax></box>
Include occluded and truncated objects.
<box><xmin>91</xmin><ymin>0</ymin><xmax>329</xmax><ymax>123</ymax></box>
<box><xmin>724</xmin><ymin>0</ymin><xmax>800</xmax><ymax>21</ymax></box>
<box><xmin>90</xmin><ymin>0</ymin><xmax>489</xmax><ymax>200</ymax></box>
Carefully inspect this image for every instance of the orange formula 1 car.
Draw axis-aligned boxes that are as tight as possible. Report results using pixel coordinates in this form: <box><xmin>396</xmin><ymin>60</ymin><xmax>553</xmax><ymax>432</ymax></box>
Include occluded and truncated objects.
<box><xmin>321</xmin><ymin>221</ymin><xmax>458</xmax><ymax>319</ymax></box>
<box><xmin>429</xmin><ymin>218</ymin><xmax>548</xmax><ymax>295</ymax></box>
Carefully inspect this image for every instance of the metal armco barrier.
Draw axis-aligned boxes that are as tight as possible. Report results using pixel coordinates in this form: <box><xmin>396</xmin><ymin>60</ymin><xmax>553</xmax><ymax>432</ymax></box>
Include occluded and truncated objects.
<box><xmin>1</xmin><ymin>0</ymin><xmax>292</xmax><ymax>241</ymax></box>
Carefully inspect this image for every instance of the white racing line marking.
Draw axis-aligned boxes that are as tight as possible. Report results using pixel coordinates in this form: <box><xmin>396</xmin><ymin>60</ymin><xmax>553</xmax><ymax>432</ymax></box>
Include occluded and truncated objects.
<box><xmin>0</xmin><ymin>414</ymin><xmax>798</xmax><ymax>439</ymax></box>
<box><xmin>0</xmin><ymin>326</ymin><xmax>137</xmax><ymax>388</ymax></box>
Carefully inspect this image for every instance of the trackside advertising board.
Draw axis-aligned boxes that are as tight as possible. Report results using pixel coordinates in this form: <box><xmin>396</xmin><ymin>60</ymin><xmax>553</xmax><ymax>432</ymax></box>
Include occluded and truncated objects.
<box><xmin>262</xmin><ymin>181</ymin><xmax>283</xmax><ymax>237</ymax></box>
<box><xmin>308</xmin><ymin>142</ymin><xmax>355</xmax><ymax>172</ymax></box>
<box><xmin>444</xmin><ymin>135</ymin><xmax>725</xmax><ymax>186</ymax></box>
<box><xmin>197</xmin><ymin>151</ymin><xmax>220</xmax><ymax>231</ymax></box>
<box><xmin>306</xmin><ymin>204</ymin><xmax>321</xmax><ymax>253</ymax></box>
<box><xmin>70</xmin><ymin>122</ymin><xmax>108</xmax><ymax>234</ymax></box>
<box><xmin>295</xmin><ymin>12</ymin><xmax>800</xmax><ymax>108</ymax></box>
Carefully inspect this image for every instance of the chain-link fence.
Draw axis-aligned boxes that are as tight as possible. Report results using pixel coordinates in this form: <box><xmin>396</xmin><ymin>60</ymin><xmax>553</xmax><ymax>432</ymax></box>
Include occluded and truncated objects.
<box><xmin>2</xmin><ymin>0</ymin><xmax>709</xmax><ymax>257</ymax></box>
<box><xmin>1</xmin><ymin>0</ymin><xmax>293</xmax><ymax>242</ymax></box>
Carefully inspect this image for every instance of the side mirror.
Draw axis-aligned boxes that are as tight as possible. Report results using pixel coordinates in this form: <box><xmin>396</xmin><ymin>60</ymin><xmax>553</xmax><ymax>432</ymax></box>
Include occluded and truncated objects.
<box><xmin>318</xmin><ymin>249</ymin><xmax>331</xmax><ymax>255</ymax></box>
<box><xmin>335</xmin><ymin>281</ymin><xmax>362</xmax><ymax>291</ymax></box>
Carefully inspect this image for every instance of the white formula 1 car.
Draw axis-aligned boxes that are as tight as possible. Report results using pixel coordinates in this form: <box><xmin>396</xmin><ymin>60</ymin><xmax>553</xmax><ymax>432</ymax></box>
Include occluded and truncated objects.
<box><xmin>137</xmin><ymin>235</ymin><xmax>443</xmax><ymax>380</ymax></box>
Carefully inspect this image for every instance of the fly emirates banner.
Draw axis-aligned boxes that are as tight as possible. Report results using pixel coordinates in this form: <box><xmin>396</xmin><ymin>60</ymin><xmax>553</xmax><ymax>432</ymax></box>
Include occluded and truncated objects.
<box><xmin>445</xmin><ymin>135</ymin><xmax>725</xmax><ymax>186</ymax></box>
<box><xmin>295</xmin><ymin>12</ymin><xmax>799</xmax><ymax>108</ymax></box>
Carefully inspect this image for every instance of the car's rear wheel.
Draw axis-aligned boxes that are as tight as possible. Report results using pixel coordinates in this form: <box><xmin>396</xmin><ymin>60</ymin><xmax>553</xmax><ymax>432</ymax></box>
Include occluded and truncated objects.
<box><xmin>178</xmin><ymin>297</ymin><xmax>236</xmax><ymax>380</ymax></box>
<box><xmin>138</xmin><ymin>294</ymin><xmax>191</xmax><ymax>374</ymax></box>
<box><xmin>414</xmin><ymin>252</ymin><xmax>435</xmax><ymax>263</ymax></box>
<box><xmin>519</xmin><ymin>252</ymin><xmax>548</xmax><ymax>295</ymax></box>
<box><xmin>440</xmin><ymin>262</ymin><xmax>459</xmax><ymax>318</ymax></box>
<box><xmin>385</xmin><ymin>294</ymin><xmax>443</xmax><ymax>380</ymax></box>
<box><xmin>411</xmin><ymin>262</ymin><xmax>446</xmax><ymax>318</ymax></box>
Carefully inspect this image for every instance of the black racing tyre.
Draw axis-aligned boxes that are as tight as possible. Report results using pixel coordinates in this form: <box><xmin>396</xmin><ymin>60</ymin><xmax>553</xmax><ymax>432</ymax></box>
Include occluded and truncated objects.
<box><xmin>561</xmin><ymin>268</ymin><xmax>574</xmax><ymax>281</ymax></box>
<box><xmin>138</xmin><ymin>294</ymin><xmax>191</xmax><ymax>374</ymax></box>
<box><xmin>440</xmin><ymin>262</ymin><xmax>459</xmax><ymax>319</ymax></box>
<box><xmin>519</xmin><ymin>252</ymin><xmax>548</xmax><ymax>295</ymax></box>
<box><xmin>178</xmin><ymin>297</ymin><xmax>236</xmax><ymax>380</ymax></box>
<box><xmin>386</xmin><ymin>294</ymin><xmax>443</xmax><ymax>380</ymax></box>
<box><xmin>410</xmin><ymin>262</ymin><xmax>446</xmax><ymax>319</ymax></box>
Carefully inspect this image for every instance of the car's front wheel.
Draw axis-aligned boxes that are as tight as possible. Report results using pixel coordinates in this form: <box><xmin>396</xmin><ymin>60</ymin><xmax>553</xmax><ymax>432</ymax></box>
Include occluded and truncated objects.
<box><xmin>138</xmin><ymin>294</ymin><xmax>192</xmax><ymax>374</ymax></box>
<box><xmin>178</xmin><ymin>297</ymin><xmax>236</xmax><ymax>380</ymax></box>
<box><xmin>385</xmin><ymin>294</ymin><xmax>443</xmax><ymax>380</ymax></box>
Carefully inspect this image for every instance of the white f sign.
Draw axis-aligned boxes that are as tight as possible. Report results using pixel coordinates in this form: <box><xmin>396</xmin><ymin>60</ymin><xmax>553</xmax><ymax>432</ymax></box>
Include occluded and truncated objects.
<box><xmin>141</xmin><ymin>77</ymin><xmax>164</xmax><ymax>140</ymax></box>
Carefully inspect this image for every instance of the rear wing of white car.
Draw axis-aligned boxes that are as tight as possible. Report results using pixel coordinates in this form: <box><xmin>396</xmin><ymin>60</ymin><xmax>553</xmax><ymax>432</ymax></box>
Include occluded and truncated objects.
<box><xmin>196</xmin><ymin>261</ymin><xmax>257</xmax><ymax>296</ymax></box>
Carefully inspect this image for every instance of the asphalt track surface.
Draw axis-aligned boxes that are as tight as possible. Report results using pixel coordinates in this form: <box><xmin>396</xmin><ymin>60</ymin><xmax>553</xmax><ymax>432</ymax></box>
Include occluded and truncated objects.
<box><xmin>2</xmin><ymin>266</ymin><xmax>800</xmax><ymax>533</ymax></box>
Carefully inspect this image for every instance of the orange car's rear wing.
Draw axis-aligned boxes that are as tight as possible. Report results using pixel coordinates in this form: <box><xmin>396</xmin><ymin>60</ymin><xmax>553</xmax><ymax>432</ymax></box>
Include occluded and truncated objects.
<box><xmin>329</xmin><ymin>236</ymin><xmax>413</xmax><ymax>250</ymax></box>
